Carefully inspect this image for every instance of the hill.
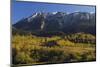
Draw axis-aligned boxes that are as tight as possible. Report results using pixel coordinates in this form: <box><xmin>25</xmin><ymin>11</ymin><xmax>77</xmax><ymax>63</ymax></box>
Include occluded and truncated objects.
<box><xmin>13</xmin><ymin>12</ymin><xmax>96</xmax><ymax>36</ymax></box>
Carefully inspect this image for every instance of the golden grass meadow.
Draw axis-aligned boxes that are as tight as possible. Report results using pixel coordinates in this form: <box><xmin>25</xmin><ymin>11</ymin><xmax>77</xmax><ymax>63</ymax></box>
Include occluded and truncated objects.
<box><xmin>12</xmin><ymin>33</ymin><xmax>96</xmax><ymax>65</ymax></box>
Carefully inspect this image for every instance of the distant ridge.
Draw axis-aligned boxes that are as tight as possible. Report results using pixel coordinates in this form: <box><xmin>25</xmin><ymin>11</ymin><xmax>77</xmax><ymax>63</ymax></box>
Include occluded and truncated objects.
<box><xmin>13</xmin><ymin>12</ymin><xmax>96</xmax><ymax>35</ymax></box>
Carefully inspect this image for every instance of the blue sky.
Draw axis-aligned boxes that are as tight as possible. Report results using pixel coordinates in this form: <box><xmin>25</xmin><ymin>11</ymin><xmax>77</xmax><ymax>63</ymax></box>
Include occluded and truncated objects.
<box><xmin>12</xmin><ymin>1</ymin><xmax>95</xmax><ymax>24</ymax></box>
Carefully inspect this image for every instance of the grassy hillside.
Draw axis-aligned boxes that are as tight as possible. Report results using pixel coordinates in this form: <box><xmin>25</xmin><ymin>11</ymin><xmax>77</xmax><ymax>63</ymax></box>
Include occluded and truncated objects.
<box><xmin>12</xmin><ymin>33</ymin><xmax>96</xmax><ymax>66</ymax></box>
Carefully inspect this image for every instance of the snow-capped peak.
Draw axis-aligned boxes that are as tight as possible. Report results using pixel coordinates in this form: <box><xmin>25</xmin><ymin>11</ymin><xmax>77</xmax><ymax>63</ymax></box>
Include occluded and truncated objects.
<box><xmin>28</xmin><ymin>13</ymin><xmax>38</xmax><ymax>22</ymax></box>
<box><xmin>52</xmin><ymin>12</ymin><xmax>58</xmax><ymax>14</ymax></box>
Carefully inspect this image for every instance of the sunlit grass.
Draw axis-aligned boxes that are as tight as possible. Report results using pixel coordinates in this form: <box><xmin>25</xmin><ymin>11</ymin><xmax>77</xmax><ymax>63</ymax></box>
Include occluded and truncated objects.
<box><xmin>12</xmin><ymin>34</ymin><xmax>96</xmax><ymax>65</ymax></box>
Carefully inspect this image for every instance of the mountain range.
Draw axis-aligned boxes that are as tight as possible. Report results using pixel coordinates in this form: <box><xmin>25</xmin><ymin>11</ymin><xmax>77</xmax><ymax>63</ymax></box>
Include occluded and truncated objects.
<box><xmin>13</xmin><ymin>12</ymin><xmax>96</xmax><ymax>36</ymax></box>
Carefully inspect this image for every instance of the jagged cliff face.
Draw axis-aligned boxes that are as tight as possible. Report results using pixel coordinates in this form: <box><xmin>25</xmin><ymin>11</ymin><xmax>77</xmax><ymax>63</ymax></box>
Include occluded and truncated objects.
<box><xmin>13</xmin><ymin>12</ymin><xmax>96</xmax><ymax>35</ymax></box>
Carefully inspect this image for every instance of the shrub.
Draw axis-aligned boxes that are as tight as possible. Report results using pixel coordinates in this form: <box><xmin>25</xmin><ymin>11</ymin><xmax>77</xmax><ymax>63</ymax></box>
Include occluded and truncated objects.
<box><xmin>15</xmin><ymin>52</ymin><xmax>33</xmax><ymax>64</ymax></box>
<box><xmin>12</xmin><ymin>35</ymin><xmax>96</xmax><ymax>65</ymax></box>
